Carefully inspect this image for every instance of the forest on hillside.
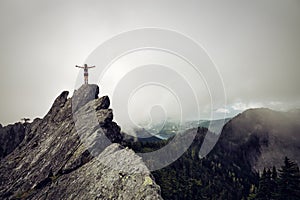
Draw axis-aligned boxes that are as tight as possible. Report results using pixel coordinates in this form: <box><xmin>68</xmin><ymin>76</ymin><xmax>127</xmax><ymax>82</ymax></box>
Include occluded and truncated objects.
<box><xmin>124</xmin><ymin>128</ymin><xmax>300</xmax><ymax>200</ymax></box>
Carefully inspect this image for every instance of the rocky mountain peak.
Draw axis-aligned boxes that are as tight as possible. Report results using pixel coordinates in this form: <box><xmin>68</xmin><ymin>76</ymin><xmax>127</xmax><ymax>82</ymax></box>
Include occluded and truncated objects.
<box><xmin>72</xmin><ymin>84</ymin><xmax>99</xmax><ymax>112</ymax></box>
<box><xmin>0</xmin><ymin>84</ymin><xmax>162</xmax><ymax>200</ymax></box>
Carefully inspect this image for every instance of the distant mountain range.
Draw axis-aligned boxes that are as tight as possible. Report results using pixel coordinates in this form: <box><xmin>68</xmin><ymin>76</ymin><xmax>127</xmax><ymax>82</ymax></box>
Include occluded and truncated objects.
<box><xmin>123</xmin><ymin>118</ymin><xmax>231</xmax><ymax>142</ymax></box>
<box><xmin>129</xmin><ymin>108</ymin><xmax>300</xmax><ymax>171</ymax></box>
<box><xmin>139</xmin><ymin>108</ymin><xmax>300</xmax><ymax>199</ymax></box>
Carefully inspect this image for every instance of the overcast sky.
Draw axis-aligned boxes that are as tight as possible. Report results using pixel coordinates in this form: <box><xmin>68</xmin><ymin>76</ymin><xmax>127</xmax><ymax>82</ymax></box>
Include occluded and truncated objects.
<box><xmin>1</xmin><ymin>0</ymin><xmax>300</xmax><ymax>127</ymax></box>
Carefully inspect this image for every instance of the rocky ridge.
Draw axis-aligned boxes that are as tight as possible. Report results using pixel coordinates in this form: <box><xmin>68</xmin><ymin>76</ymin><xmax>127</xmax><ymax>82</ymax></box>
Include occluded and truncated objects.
<box><xmin>0</xmin><ymin>84</ymin><xmax>162</xmax><ymax>200</ymax></box>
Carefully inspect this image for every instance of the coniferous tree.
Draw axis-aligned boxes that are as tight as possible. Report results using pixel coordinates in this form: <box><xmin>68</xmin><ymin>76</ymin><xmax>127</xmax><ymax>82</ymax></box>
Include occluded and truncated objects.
<box><xmin>277</xmin><ymin>157</ymin><xmax>300</xmax><ymax>200</ymax></box>
<box><xmin>255</xmin><ymin>168</ymin><xmax>273</xmax><ymax>199</ymax></box>
<box><xmin>270</xmin><ymin>166</ymin><xmax>278</xmax><ymax>199</ymax></box>
<box><xmin>271</xmin><ymin>166</ymin><xmax>278</xmax><ymax>180</ymax></box>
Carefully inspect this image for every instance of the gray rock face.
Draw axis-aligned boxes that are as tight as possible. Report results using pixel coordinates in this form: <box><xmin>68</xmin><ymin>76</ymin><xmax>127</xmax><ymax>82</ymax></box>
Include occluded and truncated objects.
<box><xmin>32</xmin><ymin>144</ymin><xmax>162</xmax><ymax>200</ymax></box>
<box><xmin>0</xmin><ymin>84</ymin><xmax>162</xmax><ymax>200</ymax></box>
<box><xmin>0</xmin><ymin>122</ymin><xmax>26</xmax><ymax>159</ymax></box>
<box><xmin>72</xmin><ymin>84</ymin><xmax>99</xmax><ymax>112</ymax></box>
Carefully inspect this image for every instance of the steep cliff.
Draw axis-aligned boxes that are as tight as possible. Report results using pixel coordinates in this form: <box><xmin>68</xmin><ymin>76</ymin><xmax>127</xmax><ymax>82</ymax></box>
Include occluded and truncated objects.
<box><xmin>0</xmin><ymin>84</ymin><xmax>162</xmax><ymax>200</ymax></box>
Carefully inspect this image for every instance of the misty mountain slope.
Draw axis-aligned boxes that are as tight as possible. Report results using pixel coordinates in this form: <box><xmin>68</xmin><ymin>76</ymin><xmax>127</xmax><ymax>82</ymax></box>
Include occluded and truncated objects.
<box><xmin>140</xmin><ymin>108</ymin><xmax>300</xmax><ymax>199</ymax></box>
<box><xmin>217</xmin><ymin>108</ymin><xmax>300</xmax><ymax>171</ymax></box>
<box><xmin>122</xmin><ymin>128</ymin><xmax>163</xmax><ymax>143</ymax></box>
<box><xmin>180</xmin><ymin>118</ymin><xmax>231</xmax><ymax>134</ymax></box>
<box><xmin>149</xmin><ymin>127</ymin><xmax>259</xmax><ymax>200</ymax></box>
<box><xmin>0</xmin><ymin>84</ymin><xmax>162</xmax><ymax>200</ymax></box>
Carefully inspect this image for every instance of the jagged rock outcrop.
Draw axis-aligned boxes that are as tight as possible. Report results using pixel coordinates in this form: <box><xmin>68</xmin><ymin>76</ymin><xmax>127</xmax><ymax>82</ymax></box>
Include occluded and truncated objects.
<box><xmin>0</xmin><ymin>84</ymin><xmax>162</xmax><ymax>200</ymax></box>
<box><xmin>0</xmin><ymin>122</ymin><xmax>26</xmax><ymax>159</ymax></box>
<box><xmin>72</xmin><ymin>84</ymin><xmax>99</xmax><ymax>112</ymax></box>
<box><xmin>217</xmin><ymin>108</ymin><xmax>300</xmax><ymax>171</ymax></box>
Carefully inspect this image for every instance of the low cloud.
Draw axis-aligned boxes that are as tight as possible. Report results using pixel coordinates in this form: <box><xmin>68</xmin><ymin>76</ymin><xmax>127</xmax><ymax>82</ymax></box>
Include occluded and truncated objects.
<box><xmin>231</xmin><ymin>102</ymin><xmax>263</xmax><ymax>111</ymax></box>
<box><xmin>216</xmin><ymin>108</ymin><xmax>230</xmax><ymax>114</ymax></box>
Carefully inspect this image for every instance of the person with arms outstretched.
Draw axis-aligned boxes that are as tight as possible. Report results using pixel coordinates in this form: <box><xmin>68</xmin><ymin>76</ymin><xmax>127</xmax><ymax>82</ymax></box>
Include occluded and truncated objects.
<box><xmin>75</xmin><ymin>64</ymin><xmax>95</xmax><ymax>84</ymax></box>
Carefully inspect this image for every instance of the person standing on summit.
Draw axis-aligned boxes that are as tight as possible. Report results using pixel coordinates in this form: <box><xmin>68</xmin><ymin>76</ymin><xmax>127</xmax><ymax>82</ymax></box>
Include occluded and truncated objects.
<box><xmin>75</xmin><ymin>64</ymin><xmax>95</xmax><ymax>84</ymax></box>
